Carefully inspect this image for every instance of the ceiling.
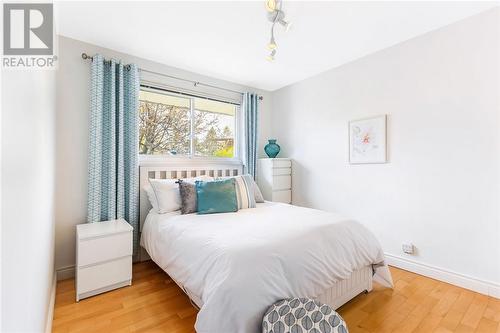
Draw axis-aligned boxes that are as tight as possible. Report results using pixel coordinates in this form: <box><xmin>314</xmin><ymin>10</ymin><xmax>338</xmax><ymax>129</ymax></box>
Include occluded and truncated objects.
<box><xmin>55</xmin><ymin>1</ymin><xmax>498</xmax><ymax>91</ymax></box>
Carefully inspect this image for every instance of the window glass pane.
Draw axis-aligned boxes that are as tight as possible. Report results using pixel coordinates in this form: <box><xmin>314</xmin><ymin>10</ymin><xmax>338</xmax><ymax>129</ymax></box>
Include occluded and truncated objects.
<box><xmin>139</xmin><ymin>90</ymin><xmax>191</xmax><ymax>155</ymax></box>
<box><xmin>194</xmin><ymin>98</ymin><xmax>236</xmax><ymax>158</ymax></box>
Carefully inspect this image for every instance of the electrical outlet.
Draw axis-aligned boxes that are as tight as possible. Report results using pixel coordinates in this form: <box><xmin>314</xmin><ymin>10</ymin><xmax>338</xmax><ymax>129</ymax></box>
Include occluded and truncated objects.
<box><xmin>402</xmin><ymin>243</ymin><xmax>414</xmax><ymax>255</ymax></box>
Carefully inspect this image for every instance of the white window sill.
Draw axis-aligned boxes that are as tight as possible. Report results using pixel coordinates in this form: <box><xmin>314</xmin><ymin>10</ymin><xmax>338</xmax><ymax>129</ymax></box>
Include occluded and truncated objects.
<box><xmin>138</xmin><ymin>155</ymin><xmax>243</xmax><ymax>167</ymax></box>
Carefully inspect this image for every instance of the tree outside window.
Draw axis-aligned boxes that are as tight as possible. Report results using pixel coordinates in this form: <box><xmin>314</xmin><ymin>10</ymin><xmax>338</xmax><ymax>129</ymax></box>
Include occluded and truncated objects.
<box><xmin>139</xmin><ymin>89</ymin><xmax>237</xmax><ymax>158</ymax></box>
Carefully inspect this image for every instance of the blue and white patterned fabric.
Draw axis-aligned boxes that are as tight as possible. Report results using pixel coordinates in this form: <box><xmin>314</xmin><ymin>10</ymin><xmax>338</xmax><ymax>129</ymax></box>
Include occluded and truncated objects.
<box><xmin>242</xmin><ymin>92</ymin><xmax>259</xmax><ymax>179</ymax></box>
<box><xmin>87</xmin><ymin>54</ymin><xmax>140</xmax><ymax>255</ymax></box>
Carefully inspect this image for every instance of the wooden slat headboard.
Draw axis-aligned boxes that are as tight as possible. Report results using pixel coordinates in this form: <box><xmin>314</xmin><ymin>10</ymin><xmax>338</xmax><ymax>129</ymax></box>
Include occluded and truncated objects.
<box><xmin>139</xmin><ymin>162</ymin><xmax>243</xmax><ymax>231</ymax></box>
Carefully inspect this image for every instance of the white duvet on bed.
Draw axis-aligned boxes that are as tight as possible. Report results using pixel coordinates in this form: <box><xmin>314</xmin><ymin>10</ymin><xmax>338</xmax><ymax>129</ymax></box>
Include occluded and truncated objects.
<box><xmin>141</xmin><ymin>202</ymin><xmax>392</xmax><ymax>333</ymax></box>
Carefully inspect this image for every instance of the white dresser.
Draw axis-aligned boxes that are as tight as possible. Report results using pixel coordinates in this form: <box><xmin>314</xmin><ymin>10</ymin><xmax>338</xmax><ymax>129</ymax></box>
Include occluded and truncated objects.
<box><xmin>257</xmin><ymin>158</ymin><xmax>292</xmax><ymax>204</ymax></box>
<box><xmin>76</xmin><ymin>219</ymin><xmax>133</xmax><ymax>301</ymax></box>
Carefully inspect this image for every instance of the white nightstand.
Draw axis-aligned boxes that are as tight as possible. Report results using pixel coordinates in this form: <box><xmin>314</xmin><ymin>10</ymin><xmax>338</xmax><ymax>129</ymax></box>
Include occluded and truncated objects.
<box><xmin>76</xmin><ymin>219</ymin><xmax>133</xmax><ymax>301</ymax></box>
<box><xmin>257</xmin><ymin>158</ymin><xmax>292</xmax><ymax>204</ymax></box>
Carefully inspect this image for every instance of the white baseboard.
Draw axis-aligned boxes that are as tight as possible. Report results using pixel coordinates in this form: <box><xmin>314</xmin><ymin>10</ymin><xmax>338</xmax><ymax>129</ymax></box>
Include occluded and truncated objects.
<box><xmin>385</xmin><ymin>253</ymin><xmax>500</xmax><ymax>299</ymax></box>
<box><xmin>45</xmin><ymin>273</ymin><xmax>56</xmax><ymax>333</ymax></box>
<box><xmin>56</xmin><ymin>265</ymin><xmax>75</xmax><ymax>280</ymax></box>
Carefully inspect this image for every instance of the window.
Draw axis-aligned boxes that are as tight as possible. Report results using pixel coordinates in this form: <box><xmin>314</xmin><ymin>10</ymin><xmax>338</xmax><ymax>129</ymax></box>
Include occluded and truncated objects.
<box><xmin>139</xmin><ymin>87</ymin><xmax>238</xmax><ymax>158</ymax></box>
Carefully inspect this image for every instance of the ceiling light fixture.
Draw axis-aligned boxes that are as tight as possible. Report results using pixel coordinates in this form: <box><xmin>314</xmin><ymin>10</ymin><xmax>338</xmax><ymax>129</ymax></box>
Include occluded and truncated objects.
<box><xmin>265</xmin><ymin>0</ymin><xmax>291</xmax><ymax>62</ymax></box>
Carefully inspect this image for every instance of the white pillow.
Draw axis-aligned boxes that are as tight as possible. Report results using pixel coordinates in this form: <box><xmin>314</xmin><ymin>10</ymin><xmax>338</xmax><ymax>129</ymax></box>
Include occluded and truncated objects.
<box><xmin>231</xmin><ymin>174</ymin><xmax>257</xmax><ymax>209</ymax></box>
<box><xmin>216</xmin><ymin>174</ymin><xmax>265</xmax><ymax>203</ymax></box>
<box><xmin>252</xmin><ymin>179</ymin><xmax>265</xmax><ymax>203</ymax></box>
<box><xmin>145</xmin><ymin>175</ymin><xmax>212</xmax><ymax>214</ymax></box>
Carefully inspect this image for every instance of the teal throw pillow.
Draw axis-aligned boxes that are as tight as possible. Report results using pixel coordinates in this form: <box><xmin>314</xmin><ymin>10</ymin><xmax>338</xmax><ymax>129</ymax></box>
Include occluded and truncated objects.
<box><xmin>196</xmin><ymin>178</ymin><xmax>238</xmax><ymax>214</ymax></box>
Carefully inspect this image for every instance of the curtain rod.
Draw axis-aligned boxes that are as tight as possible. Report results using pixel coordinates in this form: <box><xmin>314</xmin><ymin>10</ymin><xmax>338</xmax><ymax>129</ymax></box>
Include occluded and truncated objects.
<box><xmin>81</xmin><ymin>53</ymin><xmax>263</xmax><ymax>100</ymax></box>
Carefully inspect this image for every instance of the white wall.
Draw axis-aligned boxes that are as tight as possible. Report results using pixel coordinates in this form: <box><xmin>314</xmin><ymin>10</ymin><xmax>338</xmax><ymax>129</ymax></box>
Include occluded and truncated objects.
<box><xmin>55</xmin><ymin>36</ymin><xmax>272</xmax><ymax>276</ymax></box>
<box><xmin>271</xmin><ymin>8</ymin><xmax>500</xmax><ymax>292</ymax></box>
<box><xmin>1</xmin><ymin>70</ymin><xmax>56</xmax><ymax>331</ymax></box>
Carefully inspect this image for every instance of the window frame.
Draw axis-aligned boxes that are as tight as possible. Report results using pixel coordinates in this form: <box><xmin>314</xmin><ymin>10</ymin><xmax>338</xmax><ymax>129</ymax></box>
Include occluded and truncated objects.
<box><xmin>138</xmin><ymin>85</ymin><xmax>241</xmax><ymax>165</ymax></box>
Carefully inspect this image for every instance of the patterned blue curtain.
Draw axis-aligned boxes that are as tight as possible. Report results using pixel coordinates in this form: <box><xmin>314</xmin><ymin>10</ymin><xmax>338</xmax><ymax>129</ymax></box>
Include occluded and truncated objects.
<box><xmin>242</xmin><ymin>93</ymin><xmax>259</xmax><ymax>179</ymax></box>
<box><xmin>87</xmin><ymin>54</ymin><xmax>139</xmax><ymax>254</ymax></box>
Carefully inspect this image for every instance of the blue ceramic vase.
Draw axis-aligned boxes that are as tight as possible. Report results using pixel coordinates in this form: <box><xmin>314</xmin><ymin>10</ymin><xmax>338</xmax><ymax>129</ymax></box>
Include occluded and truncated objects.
<box><xmin>264</xmin><ymin>139</ymin><xmax>280</xmax><ymax>158</ymax></box>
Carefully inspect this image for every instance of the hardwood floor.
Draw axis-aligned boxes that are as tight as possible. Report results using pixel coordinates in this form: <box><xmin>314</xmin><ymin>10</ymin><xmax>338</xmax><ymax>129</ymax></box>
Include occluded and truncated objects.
<box><xmin>53</xmin><ymin>261</ymin><xmax>500</xmax><ymax>333</ymax></box>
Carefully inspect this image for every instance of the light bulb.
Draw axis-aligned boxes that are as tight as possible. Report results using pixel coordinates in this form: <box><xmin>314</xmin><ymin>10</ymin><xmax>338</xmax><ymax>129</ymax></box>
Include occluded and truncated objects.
<box><xmin>265</xmin><ymin>0</ymin><xmax>277</xmax><ymax>12</ymax></box>
<box><xmin>267</xmin><ymin>27</ymin><xmax>277</xmax><ymax>50</ymax></box>
<box><xmin>267</xmin><ymin>36</ymin><xmax>277</xmax><ymax>50</ymax></box>
<box><xmin>266</xmin><ymin>49</ymin><xmax>276</xmax><ymax>61</ymax></box>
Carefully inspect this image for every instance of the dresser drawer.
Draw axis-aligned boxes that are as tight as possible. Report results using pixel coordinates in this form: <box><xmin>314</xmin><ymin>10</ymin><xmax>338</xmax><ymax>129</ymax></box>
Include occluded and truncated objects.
<box><xmin>271</xmin><ymin>159</ymin><xmax>292</xmax><ymax>168</ymax></box>
<box><xmin>77</xmin><ymin>256</ymin><xmax>132</xmax><ymax>295</ymax></box>
<box><xmin>78</xmin><ymin>232</ymin><xmax>132</xmax><ymax>267</ymax></box>
<box><xmin>273</xmin><ymin>175</ymin><xmax>291</xmax><ymax>190</ymax></box>
<box><xmin>272</xmin><ymin>190</ymin><xmax>291</xmax><ymax>203</ymax></box>
<box><xmin>272</xmin><ymin>167</ymin><xmax>291</xmax><ymax>176</ymax></box>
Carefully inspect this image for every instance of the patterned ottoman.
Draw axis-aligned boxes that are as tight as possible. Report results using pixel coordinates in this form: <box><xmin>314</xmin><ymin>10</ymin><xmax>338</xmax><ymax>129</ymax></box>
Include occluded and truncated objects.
<box><xmin>262</xmin><ymin>298</ymin><xmax>348</xmax><ymax>333</ymax></box>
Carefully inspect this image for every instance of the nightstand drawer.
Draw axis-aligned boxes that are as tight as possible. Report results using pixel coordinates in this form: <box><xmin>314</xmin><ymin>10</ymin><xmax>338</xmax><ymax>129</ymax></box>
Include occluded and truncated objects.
<box><xmin>78</xmin><ymin>232</ymin><xmax>132</xmax><ymax>267</ymax></box>
<box><xmin>272</xmin><ymin>190</ymin><xmax>291</xmax><ymax>203</ymax></box>
<box><xmin>77</xmin><ymin>256</ymin><xmax>132</xmax><ymax>295</ymax></box>
<box><xmin>272</xmin><ymin>167</ymin><xmax>291</xmax><ymax>176</ymax></box>
<box><xmin>273</xmin><ymin>175</ymin><xmax>291</xmax><ymax>190</ymax></box>
<box><xmin>271</xmin><ymin>159</ymin><xmax>292</xmax><ymax>168</ymax></box>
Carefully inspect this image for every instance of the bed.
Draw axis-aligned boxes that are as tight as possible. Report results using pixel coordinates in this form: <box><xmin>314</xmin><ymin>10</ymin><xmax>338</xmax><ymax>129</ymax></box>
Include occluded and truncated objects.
<box><xmin>139</xmin><ymin>163</ymin><xmax>393</xmax><ymax>333</ymax></box>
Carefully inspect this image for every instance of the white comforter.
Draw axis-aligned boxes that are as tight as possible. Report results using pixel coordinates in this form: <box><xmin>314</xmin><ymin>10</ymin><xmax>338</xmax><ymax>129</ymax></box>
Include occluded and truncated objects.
<box><xmin>141</xmin><ymin>202</ymin><xmax>392</xmax><ymax>333</ymax></box>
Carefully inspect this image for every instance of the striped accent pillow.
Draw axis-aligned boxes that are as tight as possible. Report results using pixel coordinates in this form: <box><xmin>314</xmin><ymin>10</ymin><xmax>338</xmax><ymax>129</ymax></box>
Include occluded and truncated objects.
<box><xmin>233</xmin><ymin>174</ymin><xmax>257</xmax><ymax>209</ymax></box>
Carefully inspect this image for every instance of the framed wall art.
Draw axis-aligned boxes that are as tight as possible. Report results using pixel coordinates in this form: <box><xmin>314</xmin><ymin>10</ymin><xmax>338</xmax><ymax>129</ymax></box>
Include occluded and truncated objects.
<box><xmin>349</xmin><ymin>115</ymin><xmax>387</xmax><ymax>164</ymax></box>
